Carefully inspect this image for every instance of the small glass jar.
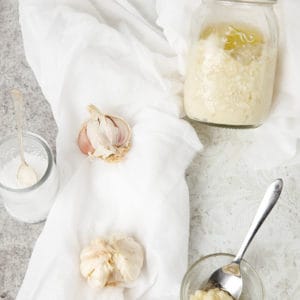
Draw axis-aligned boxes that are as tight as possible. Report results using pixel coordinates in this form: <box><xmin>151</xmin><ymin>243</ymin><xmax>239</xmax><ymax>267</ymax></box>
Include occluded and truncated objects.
<box><xmin>0</xmin><ymin>132</ymin><xmax>59</xmax><ymax>223</ymax></box>
<box><xmin>184</xmin><ymin>0</ymin><xmax>278</xmax><ymax>128</ymax></box>
<box><xmin>181</xmin><ymin>253</ymin><xmax>264</xmax><ymax>300</ymax></box>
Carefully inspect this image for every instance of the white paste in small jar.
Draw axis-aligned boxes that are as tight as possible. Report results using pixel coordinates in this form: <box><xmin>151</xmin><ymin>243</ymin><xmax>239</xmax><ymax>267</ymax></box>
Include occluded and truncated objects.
<box><xmin>0</xmin><ymin>151</ymin><xmax>59</xmax><ymax>223</ymax></box>
<box><xmin>0</xmin><ymin>153</ymin><xmax>46</xmax><ymax>189</ymax></box>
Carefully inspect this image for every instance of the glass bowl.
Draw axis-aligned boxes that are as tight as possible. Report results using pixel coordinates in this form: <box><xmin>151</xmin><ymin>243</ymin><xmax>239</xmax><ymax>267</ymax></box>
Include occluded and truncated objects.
<box><xmin>181</xmin><ymin>253</ymin><xmax>264</xmax><ymax>300</ymax></box>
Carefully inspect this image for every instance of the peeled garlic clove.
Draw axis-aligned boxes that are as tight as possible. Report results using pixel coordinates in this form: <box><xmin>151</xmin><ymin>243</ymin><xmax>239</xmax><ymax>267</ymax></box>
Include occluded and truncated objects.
<box><xmin>80</xmin><ymin>239</ymin><xmax>114</xmax><ymax>288</ymax></box>
<box><xmin>77</xmin><ymin>104</ymin><xmax>131</xmax><ymax>162</ymax></box>
<box><xmin>110</xmin><ymin>236</ymin><xmax>144</xmax><ymax>283</ymax></box>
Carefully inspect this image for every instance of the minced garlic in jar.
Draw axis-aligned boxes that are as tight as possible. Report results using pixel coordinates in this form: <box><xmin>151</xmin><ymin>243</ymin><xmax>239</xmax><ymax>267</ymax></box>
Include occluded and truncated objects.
<box><xmin>184</xmin><ymin>23</ymin><xmax>277</xmax><ymax>127</ymax></box>
<box><xmin>190</xmin><ymin>288</ymin><xmax>233</xmax><ymax>300</ymax></box>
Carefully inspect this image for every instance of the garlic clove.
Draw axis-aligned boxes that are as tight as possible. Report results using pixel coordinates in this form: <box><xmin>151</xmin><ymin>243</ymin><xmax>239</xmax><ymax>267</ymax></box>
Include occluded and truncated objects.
<box><xmin>87</xmin><ymin>104</ymin><xmax>102</xmax><ymax>120</ymax></box>
<box><xmin>85</xmin><ymin>259</ymin><xmax>112</xmax><ymax>289</ymax></box>
<box><xmin>106</xmin><ymin>266</ymin><xmax>125</xmax><ymax>287</ymax></box>
<box><xmin>86</xmin><ymin>118</ymin><xmax>117</xmax><ymax>156</ymax></box>
<box><xmin>80</xmin><ymin>239</ymin><xmax>107</xmax><ymax>259</ymax></box>
<box><xmin>78</xmin><ymin>124</ymin><xmax>94</xmax><ymax>155</ymax></box>
<box><xmin>77</xmin><ymin>104</ymin><xmax>131</xmax><ymax>162</ymax></box>
<box><xmin>110</xmin><ymin>236</ymin><xmax>144</xmax><ymax>283</ymax></box>
<box><xmin>102</xmin><ymin>116</ymin><xmax>119</xmax><ymax>146</ymax></box>
<box><xmin>112</xmin><ymin>117</ymin><xmax>131</xmax><ymax>147</ymax></box>
<box><xmin>80</xmin><ymin>239</ymin><xmax>114</xmax><ymax>288</ymax></box>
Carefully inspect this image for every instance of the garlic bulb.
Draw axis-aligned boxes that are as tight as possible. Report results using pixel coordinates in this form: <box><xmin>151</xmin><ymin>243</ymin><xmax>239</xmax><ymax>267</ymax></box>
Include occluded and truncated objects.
<box><xmin>78</xmin><ymin>105</ymin><xmax>131</xmax><ymax>162</ymax></box>
<box><xmin>80</xmin><ymin>235</ymin><xmax>144</xmax><ymax>289</ymax></box>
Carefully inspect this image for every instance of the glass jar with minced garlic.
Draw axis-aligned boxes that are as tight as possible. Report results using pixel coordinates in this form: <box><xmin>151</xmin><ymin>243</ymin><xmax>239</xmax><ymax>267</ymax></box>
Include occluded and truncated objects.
<box><xmin>184</xmin><ymin>0</ymin><xmax>279</xmax><ymax>128</ymax></box>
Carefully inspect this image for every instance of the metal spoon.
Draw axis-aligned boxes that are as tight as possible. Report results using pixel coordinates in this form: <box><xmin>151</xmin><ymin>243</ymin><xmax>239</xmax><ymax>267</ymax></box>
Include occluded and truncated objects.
<box><xmin>11</xmin><ymin>89</ymin><xmax>38</xmax><ymax>188</ymax></box>
<box><xmin>205</xmin><ymin>178</ymin><xmax>283</xmax><ymax>299</ymax></box>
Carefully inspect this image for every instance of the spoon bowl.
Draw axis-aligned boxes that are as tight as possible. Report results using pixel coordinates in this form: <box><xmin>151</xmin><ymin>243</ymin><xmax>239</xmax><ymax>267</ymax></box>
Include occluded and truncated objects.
<box><xmin>17</xmin><ymin>161</ymin><xmax>38</xmax><ymax>188</ymax></box>
<box><xmin>205</xmin><ymin>262</ymin><xmax>242</xmax><ymax>299</ymax></box>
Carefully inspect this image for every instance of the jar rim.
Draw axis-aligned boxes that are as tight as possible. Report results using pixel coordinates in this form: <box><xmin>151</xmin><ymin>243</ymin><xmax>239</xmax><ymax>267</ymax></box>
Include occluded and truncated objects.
<box><xmin>0</xmin><ymin>132</ymin><xmax>54</xmax><ymax>193</ymax></box>
<box><xmin>216</xmin><ymin>0</ymin><xmax>277</xmax><ymax>4</ymax></box>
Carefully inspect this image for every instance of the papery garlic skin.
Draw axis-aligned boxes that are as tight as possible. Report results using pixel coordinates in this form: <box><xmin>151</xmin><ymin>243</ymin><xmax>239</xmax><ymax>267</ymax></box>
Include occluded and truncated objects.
<box><xmin>80</xmin><ymin>239</ymin><xmax>114</xmax><ymax>288</ymax></box>
<box><xmin>80</xmin><ymin>235</ymin><xmax>144</xmax><ymax>289</ymax></box>
<box><xmin>110</xmin><ymin>235</ymin><xmax>144</xmax><ymax>283</ymax></box>
<box><xmin>78</xmin><ymin>105</ymin><xmax>131</xmax><ymax>162</ymax></box>
<box><xmin>86</xmin><ymin>113</ymin><xmax>117</xmax><ymax>158</ymax></box>
<box><xmin>78</xmin><ymin>125</ymin><xmax>94</xmax><ymax>155</ymax></box>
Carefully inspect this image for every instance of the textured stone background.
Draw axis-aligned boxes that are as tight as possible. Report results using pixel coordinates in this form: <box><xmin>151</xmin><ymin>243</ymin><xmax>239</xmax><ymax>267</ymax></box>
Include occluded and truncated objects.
<box><xmin>0</xmin><ymin>1</ymin><xmax>57</xmax><ymax>299</ymax></box>
<box><xmin>1</xmin><ymin>1</ymin><xmax>300</xmax><ymax>299</ymax></box>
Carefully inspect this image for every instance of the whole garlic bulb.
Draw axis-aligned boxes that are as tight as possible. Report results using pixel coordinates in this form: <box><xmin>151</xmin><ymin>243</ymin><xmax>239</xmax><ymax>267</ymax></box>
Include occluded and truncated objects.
<box><xmin>80</xmin><ymin>235</ymin><xmax>144</xmax><ymax>288</ymax></box>
<box><xmin>78</xmin><ymin>105</ymin><xmax>131</xmax><ymax>162</ymax></box>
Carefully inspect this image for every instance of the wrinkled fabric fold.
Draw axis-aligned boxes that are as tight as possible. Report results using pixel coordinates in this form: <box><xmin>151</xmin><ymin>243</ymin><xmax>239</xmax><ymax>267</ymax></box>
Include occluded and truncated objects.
<box><xmin>17</xmin><ymin>0</ymin><xmax>201</xmax><ymax>299</ymax></box>
<box><xmin>17</xmin><ymin>0</ymin><xmax>299</xmax><ymax>299</ymax></box>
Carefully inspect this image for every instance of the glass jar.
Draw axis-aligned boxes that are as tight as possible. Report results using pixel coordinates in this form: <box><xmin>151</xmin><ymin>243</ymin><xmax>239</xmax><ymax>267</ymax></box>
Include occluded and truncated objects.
<box><xmin>184</xmin><ymin>0</ymin><xmax>278</xmax><ymax>128</ymax></box>
<box><xmin>0</xmin><ymin>132</ymin><xmax>59</xmax><ymax>223</ymax></box>
<box><xmin>181</xmin><ymin>253</ymin><xmax>264</xmax><ymax>300</ymax></box>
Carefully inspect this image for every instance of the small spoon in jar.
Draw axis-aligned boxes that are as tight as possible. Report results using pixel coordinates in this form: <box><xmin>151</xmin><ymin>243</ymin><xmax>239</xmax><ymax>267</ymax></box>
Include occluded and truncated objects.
<box><xmin>11</xmin><ymin>89</ymin><xmax>38</xmax><ymax>188</ymax></box>
<box><xmin>204</xmin><ymin>179</ymin><xmax>283</xmax><ymax>299</ymax></box>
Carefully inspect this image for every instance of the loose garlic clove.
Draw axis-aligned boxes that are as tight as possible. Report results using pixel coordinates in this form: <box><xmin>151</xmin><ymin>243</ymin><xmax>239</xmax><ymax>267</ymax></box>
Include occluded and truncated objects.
<box><xmin>80</xmin><ymin>239</ymin><xmax>114</xmax><ymax>288</ymax></box>
<box><xmin>77</xmin><ymin>105</ymin><xmax>131</xmax><ymax>162</ymax></box>
<box><xmin>80</xmin><ymin>235</ymin><xmax>144</xmax><ymax>289</ymax></box>
<box><xmin>110</xmin><ymin>235</ymin><xmax>144</xmax><ymax>283</ymax></box>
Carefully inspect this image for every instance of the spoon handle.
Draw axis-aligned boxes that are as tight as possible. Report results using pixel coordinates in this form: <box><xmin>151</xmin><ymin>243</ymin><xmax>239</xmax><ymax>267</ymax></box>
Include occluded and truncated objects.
<box><xmin>233</xmin><ymin>179</ymin><xmax>283</xmax><ymax>264</ymax></box>
<box><xmin>11</xmin><ymin>89</ymin><xmax>26</xmax><ymax>164</ymax></box>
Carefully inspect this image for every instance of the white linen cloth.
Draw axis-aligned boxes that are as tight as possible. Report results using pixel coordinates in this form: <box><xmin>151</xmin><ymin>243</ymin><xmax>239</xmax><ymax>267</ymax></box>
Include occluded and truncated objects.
<box><xmin>17</xmin><ymin>0</ymin><xmax>202</xmax><ymax>299</ymax></box>
<box><xmin>17</xmin><ymin>0</ymin><xmax>300</xmax><ymax>299</ymax></box>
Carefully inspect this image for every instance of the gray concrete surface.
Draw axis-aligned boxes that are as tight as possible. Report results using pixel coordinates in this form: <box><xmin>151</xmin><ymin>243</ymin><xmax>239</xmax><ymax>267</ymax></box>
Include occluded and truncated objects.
<box><xmin>0</xmin><ymin>1</ymin><xmax>57</xmax><ymax>299</ymax></box>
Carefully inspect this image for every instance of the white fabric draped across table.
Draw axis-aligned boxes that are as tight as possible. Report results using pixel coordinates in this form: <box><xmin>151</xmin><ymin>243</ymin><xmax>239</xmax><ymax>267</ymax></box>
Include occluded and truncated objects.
<box><xmin>17</xmin><ymin>0</ymin><xmax>300</xmax><ymax>299</ymax></box>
